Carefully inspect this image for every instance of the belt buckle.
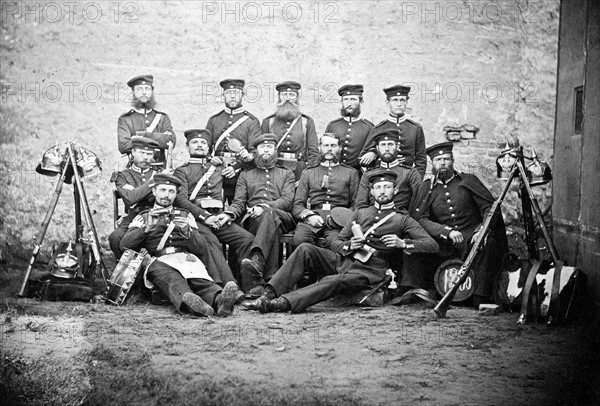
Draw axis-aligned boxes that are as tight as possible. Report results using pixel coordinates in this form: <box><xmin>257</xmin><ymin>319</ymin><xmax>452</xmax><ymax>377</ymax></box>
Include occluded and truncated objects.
<box><xmin>165</xmin><ymin>247</ymin><xmax>176</xmax><ymax>254</ymax></box>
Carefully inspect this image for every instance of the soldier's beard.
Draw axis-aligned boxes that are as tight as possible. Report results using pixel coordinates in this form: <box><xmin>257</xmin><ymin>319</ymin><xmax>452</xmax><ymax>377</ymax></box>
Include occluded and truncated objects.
<box><xmin>340</xmin><ymin>105</ymin><xmax>361</xmax><ymax>118</ymax></box>
<box><xmin>226</xmin><ymin>100</ymin><xmax>243</xmax><ymax>110</ymax></box>
<box><xmin>375</xmin><ymin>194</ymin><xmax>393</xmax><ymax>205</ymax></box>
<box><xmin>255</xmin><ymin>153</ymin><xmax>277</xmax><ymax>169</ymax></box>
<box><xmin>379</xmin><ymin>152</ymin><xmax>398</xmax><ymax>163</ymax></box>
<box><xmin>320</xmin><ymin>152</ymin><xmax>340</xmax><ymax>164</ymax></box>
<box><xmin>275</xmin><ymin>100</ymin><xmax>301</xmax><ymax>121</ymax></box>
<box><xmin>157</xmin><ymin>197</ymin><xmax>174</xmax><ymax>207</ymax></box>
<box><xmin>433</xmin><ymin>167</ymin><xmax>453</xmax><ymax>182</ymax></box>
<box><xmin>133</xmin><ymin>95</ymin><xmax>157</xmax><ymax>110</ymax></box>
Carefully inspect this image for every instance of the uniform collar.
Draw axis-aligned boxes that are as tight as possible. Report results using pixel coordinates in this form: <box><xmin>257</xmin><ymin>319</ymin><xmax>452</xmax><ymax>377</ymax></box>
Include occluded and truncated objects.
<box><xmin>224</xmin><ymin>107</ymin><xmax>245</xmax><ymax>115</ymax></box>
<box><xmin>320</xmin><ymin>161</ymin><xmax>339</xmax><ymax>168</ymax></box>
<box><xmin>130</xmin><ymin>164</ymin><xmax>153</xmax><ymax>174</ymax></box>
<box><xmin>437</xmin><ymin>172</ymin><xmax>456</xmax><ymax>185</ymax></box>
<box><xmin>374</xmin><ymin>202</ymin><xmax>395</xmax><ymax>210</ymax></box>
<box><xmin>343</xmin><ymin>116</ymin><xmax>359</xmax><ymax>123</ymax></box>
<box><xmin>379</xmin><ymin>160</ymin><xmax>399</xmax><ymax>169</ymax></box>
<box><xmin>387</xmin><ymin>114</ymin><xmax>406</xmax><ymax>124</ymax></box>
<box><xmin>151</xmin><ymin>204</ymin><xmax>173</xmax><ymax>212</ymax></box>
<box><xmin>189</xmin><ymin>157</ymin><xmax>208</xmax><ymax>164</ymax></box>
<box><xmin>132</xmin><ymin>107</ymin><xmax>154</xmax><ymax>115</ymax></box>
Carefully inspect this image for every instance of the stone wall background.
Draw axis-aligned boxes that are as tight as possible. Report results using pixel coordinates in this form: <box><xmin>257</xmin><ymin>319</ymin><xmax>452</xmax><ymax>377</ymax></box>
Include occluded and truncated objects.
<box><xmin>0</xmin><ymin>0</ymin><xmax>559</xmax><ymax>260</ymax></box>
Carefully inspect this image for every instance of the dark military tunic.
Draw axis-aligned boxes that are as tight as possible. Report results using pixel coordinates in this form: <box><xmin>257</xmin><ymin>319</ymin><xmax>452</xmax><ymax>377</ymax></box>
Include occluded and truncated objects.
<box><xmin>108</xmin><ymin>165</ymin><xmax>156</xmax><ymax>258</ymax></box>
<box><xmin>206</xmin><ymin>107</ymin><xmax>261</xmax><ymax>167</ymax></box>
<box><xmin>261</xmin><ymin>113</ymin><xmax>319</xmax><ymax>178</ymax></box>
<box><xmin>174</xmin><ymin>158</ymin><xmax>223</xmax><ymax>222</ymax></box>
<box><xmin>226</xmin><ymin>166</ymin><xmax>296</xmax><ymax>219</ymax></box>
<box><xmin>206</xmin><ymin>107</ymin><xmax>262</xmax><ymax>202</ymax></box>
<box><xmin>224</xmin><ymin>165</ymin><xmax>296</xmax><ymax>289</ymax></box>
<box><xmin>405</xmin><ymin>172</ymin><xmax>509</xmax><ymax>297</ymax></box>
<box><xmin>354</xmin><ymin>160</ymin><xmax>422</xmax><ymax>212</ymax></box>
<box><xmin>324</xmin><ymin>117</ymin><xmax>373</xmax><ymax>171</ymax></box>
<box><xmin>119</xmin><ymin>206</ymin><xmax>222</xmax><ymax>312</ymax></box>
<box><xmin>291</xmin><ymin>162</ymin><xmax>359</xmax><ymax>249</ymax></box>
<box><xmin>270</xmin><ymin>202</ymin><xmax>438</xmax><ymax>313</ymax></box>
<box><xmin>173</xmin><ymin>158</ymin><xmax>254</xmax><ymax>270</ymax></box>
<box><xmin>359</xmin><ymin>115</ymin><xmax>427</xmax><ymax>177</ymax></box>
<box><xmin>292</xmin><ymin>163</ymin><xmax>359</xmax><ymax>219</ymax></box>
<box><xmin>117</xmin><ymin>108</ymin><xmax>176</xmax><ymax>164</ymax></box>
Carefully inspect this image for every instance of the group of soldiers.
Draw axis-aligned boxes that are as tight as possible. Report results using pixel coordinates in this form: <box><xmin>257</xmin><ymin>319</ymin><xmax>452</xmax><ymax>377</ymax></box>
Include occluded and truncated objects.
<box><xmin>107</xmin><ymin>74</ymin><xmax>507</xmax><ymax>318</ymax></box>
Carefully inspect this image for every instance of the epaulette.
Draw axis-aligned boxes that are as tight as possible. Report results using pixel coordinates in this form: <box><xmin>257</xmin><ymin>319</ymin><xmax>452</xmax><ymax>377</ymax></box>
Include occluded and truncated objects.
<box><xmin>263</xmin><ymin>113</ymin><xmax>276</xmax><ymax>120</ymax></box>
<box><xmin>300</xmin><ymin>113</ymin><xmax>313</xmax><ymax>119</ymax></box>
<box><xmin>120</xmin><ymin>109</ymin><xmax>135</xmax><ymax>117</ymax></box>
<box><xmin>360</xmin><ymin>118</ymin><xmax>374</xmax><ymax>127</ymax></box>
<box><xmin>405</xmin><ymin>118</ymin><xmax>422</xmax><ymax>127</ymax></box>
<box><xmin>328</xmin><ymin>117</ymin><xmax>343</xmax><ymax>125</ymax></box>
<box><xmin>400</xmin><ymin>163</ymin><xmax>413</xmax><ymax>170</ymax></box>
<box><xmin>208</xmin><ymin>111</ymin><xmax>222</xmax><ymax>120</ymax></box>
<box><xmin>244</xmin><ymin>110</ymin><xmax>259</xmax><ymax>121</ymax></box>
<box><xmin>153</xmin><ymin>109</ymin><xmax>168</xmax><ymax>116</ymax></box>
<box><xmin>374</xmin><ymin>120</ymin><xmax>388</xmax><ymax>128</ymax></box>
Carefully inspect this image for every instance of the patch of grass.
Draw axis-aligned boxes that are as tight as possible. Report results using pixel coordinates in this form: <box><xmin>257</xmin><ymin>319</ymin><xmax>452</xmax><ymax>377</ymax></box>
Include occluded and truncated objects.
<box><xmin>83</xmin><ymin>343</ymin><xmax>364</xmax><ymax>406</ymax></box>
<box><xmin>0</xmin><ymin>348</ymin><xmax>89</xmax><ymax>406</ymax></box>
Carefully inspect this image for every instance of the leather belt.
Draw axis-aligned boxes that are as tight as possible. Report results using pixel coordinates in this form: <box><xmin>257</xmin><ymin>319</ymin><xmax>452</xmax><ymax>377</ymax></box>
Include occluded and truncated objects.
<box><xmin>279</xmin><ymin>152</ymin><xmax>298</xmax><ymax>160</ymax></box>
<box><xmin>312</xmin><ymin>203</ymin><xmax>335</xmax><ymax>211</ymax></box>
<box><xmin>154</xmin><ymin>246</ymin><xmax>188</xmax><ymax>257</ymax></box>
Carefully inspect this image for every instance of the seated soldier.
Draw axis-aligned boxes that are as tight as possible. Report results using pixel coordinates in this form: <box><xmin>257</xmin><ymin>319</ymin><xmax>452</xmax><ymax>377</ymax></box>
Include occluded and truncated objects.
<box><xmin>242</xmin><ymin>171</ymin><xmax>438</xmax><ymax>313</ymax></box>
<box><xmin>405</xmin><ymin>142</ymin><xmax>509</xmax><ymax>306</ymax></box>
<box><xmin>354</xmin><ymin>129</ymin><xmax>421</xmax><ymax>212</ymax></box>
<box><xmin>108</xmin><ymin>137</ymin><xmax>159</xmax><ymax>258</ymax></box>
<box><xmin>173</xmin><ymin>129</ymin><xmax>256</xmax><ymax>281</ymax></box>
<box><xmin>120</xmin><ymin>173</ymin><xmax>243</xmax><ymax>317</ymax></box>
<box><xmin>216</xmin><ymin>133</ymin><xmax>296</xmax><ymax>296</ymax></box>
<box><xmin>291</xmin><ymin>133</ymin><xmax>359</xmax><ymax>250</ymax></box>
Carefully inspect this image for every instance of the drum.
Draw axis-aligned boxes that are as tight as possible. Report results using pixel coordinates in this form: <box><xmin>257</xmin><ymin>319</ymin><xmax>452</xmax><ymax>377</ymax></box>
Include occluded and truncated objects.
<box><xmin>105</xmin><ymin>249</ymin><xmax>146</xmax><ymax>305</ymax></box>
<box><xmin>434</xmin><ymin>259</ymin><xmax>475</xmax><ymax>302</ymax></box>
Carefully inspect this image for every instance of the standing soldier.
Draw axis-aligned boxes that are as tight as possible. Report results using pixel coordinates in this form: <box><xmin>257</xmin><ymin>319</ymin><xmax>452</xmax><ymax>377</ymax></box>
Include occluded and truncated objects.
<box><xmin>117</xmin><ymin>75</ymin><xmax>176</xmax><ymax>168</ymax></box>
<box><xmin>359</xmin><ymin>85</ymin><xmax>427</xmax><ymax>177</ymax></box>
<box><xmin>324</xmin><ymin>84</ymin><xmax>373</xmax><ymax>174</ymax></box>
<box><xmin>109</xmin><ymin>137</ymin><xmax>159</xmax><ymax>258</ymax></box>
<box><xmin>206</xmin><ymin>79</ymin><xmax>262</xmax><ymax>204</ymax></box>
<box><xmin>291</xmin><ymin>133</ymin><xmax>359</xmax><ymax>250</ymax></box>
<box><xmin>261</xmin><ymin>81</ymin><xmax>319</xmax><ymax>181</ymax></box>
<box><xmin>216</xmin><ymin>134</ymin><xmax>296</xmax><ymax>296</ymax></box>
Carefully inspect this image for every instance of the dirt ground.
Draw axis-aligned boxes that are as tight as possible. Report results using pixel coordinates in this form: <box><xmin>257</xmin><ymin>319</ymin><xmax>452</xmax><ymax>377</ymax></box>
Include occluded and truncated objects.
<box><xmin>1</xmin><ymin>264</ymin><xmax>599</xmax><ymax>406</ymax></box>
